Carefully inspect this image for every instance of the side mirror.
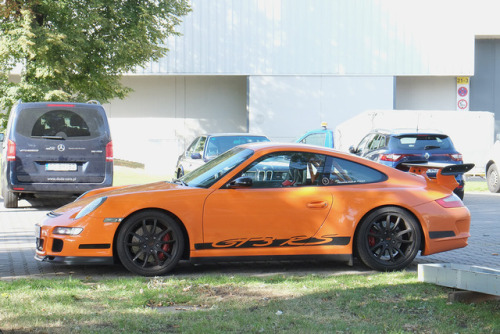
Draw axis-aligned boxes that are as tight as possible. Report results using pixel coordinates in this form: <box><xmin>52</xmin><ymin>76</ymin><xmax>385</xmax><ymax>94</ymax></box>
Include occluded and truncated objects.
<box><xmin>191</xmin><ymin>152</ymin><xmax>202</xmax><ymax>159</ymax></box>
<box><xmin>227</xmin><ymin>177</ymin><xmax>253</xmax><ymax>189</ymax></box>
<box><xmin>0</xmin><ymin>133</ymin><xmax>4</xmax><ymax>143</ymax></box>
<box><xmin>348</xmin><ymin>145</ymin><xmax>357</xmax><ymax>154</ymax></box>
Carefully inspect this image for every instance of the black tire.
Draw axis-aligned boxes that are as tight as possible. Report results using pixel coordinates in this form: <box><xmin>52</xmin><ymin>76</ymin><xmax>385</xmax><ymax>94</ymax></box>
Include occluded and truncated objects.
<box><xmin>356</xmin><ymin>207</ymin><xmax>421</xmax><ymax>271</ymax></box>
<box><xmin>454</xmin><ymin>188</ymin><xmax>464</xmax><ymax>200</ymax></box>
<box><xmin>116</xmin><ymin>210</ymin><xmax>184</xmax><ymax>276</ymax></box>
<box><xmin>1</xmin><ymin>181</ymin><xmax>18</xmax><ymax>209</ymax></box>
<box><xmin>487</xmin><ymin>163</ymin><xmax>500</xmax><ymax>193</ymax></box>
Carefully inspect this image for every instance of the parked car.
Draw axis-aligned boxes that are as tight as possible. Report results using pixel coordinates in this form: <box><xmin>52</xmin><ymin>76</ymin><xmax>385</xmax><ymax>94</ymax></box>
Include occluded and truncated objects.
<box><xmin>36</xmin><ymin>142</ymin><xmax>473</xmax><ymax>276</ymax></box>
<box><xmin>175</xmin><ymin>133</ymin><xmax>270</xmax><ymax>178</ymax></box>
<box><xmin>349</xmin><ymin>129</ymin><xmax>466</xmax><ymax>199</ymax></box>
<box><xmin>485</xmin><ymin>136</ymin><xmax>500</xmax><ymax>193</ymax></box>
<box><xmin>1</xmin><ymin>101</ymin><xmax>113</xmax><ymax>208</ymax></box>
<box><xmin>295</xmin><ymin>122</ymin><xmax>334</xmax><ymax>148</ymax></box>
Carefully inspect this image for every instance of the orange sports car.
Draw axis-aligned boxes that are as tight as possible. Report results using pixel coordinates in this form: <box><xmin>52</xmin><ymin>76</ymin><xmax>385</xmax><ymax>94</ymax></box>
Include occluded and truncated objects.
<box><xmin>35</xmin><ymin>143</ymin><xmax>474</xmax><ymax>276</ymax></box>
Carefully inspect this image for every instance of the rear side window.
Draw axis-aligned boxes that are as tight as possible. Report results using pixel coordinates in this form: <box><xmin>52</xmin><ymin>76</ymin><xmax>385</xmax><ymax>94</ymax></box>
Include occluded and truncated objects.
<box><xmin>324</xmin><ymin>156</ymin><xmax>387</xmax><ymax>185</ymax></box>
<box><xmin>15</xmin><ymin>108</ymin><xmax>106</xmax><ymax>139</ymax></box>
<box><xmin>391</xmin><ymin>134</ymin><xmax>452</xmax><ymax>150</ymax></box>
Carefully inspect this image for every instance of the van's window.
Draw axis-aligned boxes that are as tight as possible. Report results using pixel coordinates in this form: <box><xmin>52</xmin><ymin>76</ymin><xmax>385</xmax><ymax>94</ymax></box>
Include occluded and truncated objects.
<box><xmin>15</xmin><ymin>108</ymin><xmax>106</xmax><ymax>139</ymax></box>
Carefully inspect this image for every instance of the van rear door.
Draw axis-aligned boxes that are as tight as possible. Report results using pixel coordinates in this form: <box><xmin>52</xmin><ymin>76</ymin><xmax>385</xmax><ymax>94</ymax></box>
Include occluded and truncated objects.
<box><xmin>12</xmin><ymin>104</ymin><xmax>112</xmax><ymax>185</ymax></box>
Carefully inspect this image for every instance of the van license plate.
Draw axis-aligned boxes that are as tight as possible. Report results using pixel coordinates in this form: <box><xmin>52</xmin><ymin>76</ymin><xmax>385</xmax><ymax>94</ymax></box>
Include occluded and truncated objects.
<box><xmin>45</xmin><ymin>163</ymin><xmax>77</xmax><ymax>171</ymax></box>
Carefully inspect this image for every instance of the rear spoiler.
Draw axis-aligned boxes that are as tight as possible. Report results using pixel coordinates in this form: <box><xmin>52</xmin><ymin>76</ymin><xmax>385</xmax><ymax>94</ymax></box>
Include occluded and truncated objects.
<box><xmin>402</xmin><ymin>162</ymin><xmax>475</xmax><ymax>191</ymax></box>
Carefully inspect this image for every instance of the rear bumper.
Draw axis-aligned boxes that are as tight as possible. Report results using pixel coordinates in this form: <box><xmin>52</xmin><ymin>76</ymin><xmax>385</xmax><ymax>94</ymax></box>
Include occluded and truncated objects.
<box><xmin>7</xmin><ymin>181</ymin><xmax>113</xmax><ymax>195</ymax></box>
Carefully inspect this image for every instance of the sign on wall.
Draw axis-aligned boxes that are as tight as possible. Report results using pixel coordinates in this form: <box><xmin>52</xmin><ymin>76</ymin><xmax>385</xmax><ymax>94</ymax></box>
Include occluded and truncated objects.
<box><xmin>457</xmin><ymin>77</ymin><xmax>470</xmax><ymax>111</ymax></box>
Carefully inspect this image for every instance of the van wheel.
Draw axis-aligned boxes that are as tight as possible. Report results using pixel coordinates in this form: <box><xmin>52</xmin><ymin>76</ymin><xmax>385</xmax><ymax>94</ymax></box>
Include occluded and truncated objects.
<box><xmin>487</xmin><ymin>163</ymin><xmax>500</xmax><ymax>193</ymax></box>
<box><xmin>2</xmin><ymin>183</ymin><xmax>18</xmax><ymax>208</ymax></box>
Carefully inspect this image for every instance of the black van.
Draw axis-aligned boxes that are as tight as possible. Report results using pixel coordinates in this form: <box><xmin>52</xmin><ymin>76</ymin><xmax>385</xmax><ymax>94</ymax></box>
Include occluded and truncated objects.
<box><xmin>1</xmin><ymin>101</ymin><xmax>113</xmax><ymax>208</ymax></box>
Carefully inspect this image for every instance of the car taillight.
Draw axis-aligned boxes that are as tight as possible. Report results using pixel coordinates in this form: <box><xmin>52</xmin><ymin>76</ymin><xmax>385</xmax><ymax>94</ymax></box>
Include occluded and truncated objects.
<box><xmin>380</xmin><ymin>154</ymin><xmax>402</xmax><ymax>162</ymax></box>
<box><xmin>450</xmin><ymin>153</ymin><xmax>463</xmax><ymax>162</ymax></box>
<box><xmin>436</xmin><ymin>193</ymin><xmax>463</xmax><ymax>208</ymax></box>
<box><xmin>6</xmin><ymin>140</ymin><xmax>16</xmax><ymax>161</ymax></box>
<box><xmin>106</xmin><ymin>141</ymin><xmax>113</xmax><ymax>162</ymax></box>
<box><xmin>379</xmin><ymin>154</ymin><xmax>419</xmax><ymax>162</ymax></box>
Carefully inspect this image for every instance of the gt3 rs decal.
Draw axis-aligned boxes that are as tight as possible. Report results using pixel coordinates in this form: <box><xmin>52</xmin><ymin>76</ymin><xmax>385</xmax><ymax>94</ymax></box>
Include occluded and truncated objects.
<box><xmin>195</xmin><ymin>235</ymin><xmax>351</xmax><ymax>250</ymax></box>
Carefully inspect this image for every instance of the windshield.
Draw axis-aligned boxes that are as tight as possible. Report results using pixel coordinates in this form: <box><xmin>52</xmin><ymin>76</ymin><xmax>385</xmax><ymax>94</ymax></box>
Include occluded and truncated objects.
<box><xmin>181</xmin><ymin>147</ymin><xmax>254</xmax><ymax>188</ymax></box>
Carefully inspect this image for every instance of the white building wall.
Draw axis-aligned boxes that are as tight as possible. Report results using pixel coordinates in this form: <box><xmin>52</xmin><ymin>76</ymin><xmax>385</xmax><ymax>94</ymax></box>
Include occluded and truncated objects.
<box><xmin>248</xmin><ymin>76</ymin><xmax>395</xmax><ymax>142</ymax></box>
<box><xmin>104</xmin><ymin>76</ymin><xmax>247</xmax><ymax>174</ymax></box>
<box><xmin>396</xmin><ymin>77</ymin><xmax>457</xmax><ymax>110</ymax></box>
<box><xmin>138</xmin><ymin>0</ymin><xmax>475</xmax><ymax>76</ymax></box>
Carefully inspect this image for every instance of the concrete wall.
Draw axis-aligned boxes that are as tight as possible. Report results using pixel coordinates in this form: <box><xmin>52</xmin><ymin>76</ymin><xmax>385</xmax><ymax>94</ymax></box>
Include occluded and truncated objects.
<box><xmin>395</xmin><ymin>77</ymin><xmax>457</xmax><ymax>110</ymax></box>
<box><xmin>248</xmin><ymin>76</ymin><xmax>395</xmax><ymax>142</ymax></box>
<box><xmin>104</xmin><ymin>76</ymin><xmax>247</xmax><ymax>174</ymax></box>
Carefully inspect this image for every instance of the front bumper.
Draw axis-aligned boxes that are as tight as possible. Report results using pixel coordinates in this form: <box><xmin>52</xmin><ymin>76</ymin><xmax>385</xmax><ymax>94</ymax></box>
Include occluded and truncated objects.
<box><xmin>35</xmin><ymin>254</ymin><xmax>114</xmax><ymax>265</ymax></box>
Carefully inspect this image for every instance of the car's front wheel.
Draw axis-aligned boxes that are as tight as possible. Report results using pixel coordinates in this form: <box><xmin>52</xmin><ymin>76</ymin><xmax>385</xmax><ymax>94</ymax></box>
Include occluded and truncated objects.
<box><xmin>487</xmin><ymin>163</ymin><xmax>500</xmax><ymax>193</ymax></box>
<box><xmin>356</xmin><ymin>207</ymin><xmax>421</xmax><ymax>271</ymax></box>
<box><xmin>116</xmin><ymin>210</ymin><xmax>184</xmax><ymax>276</ymax></box>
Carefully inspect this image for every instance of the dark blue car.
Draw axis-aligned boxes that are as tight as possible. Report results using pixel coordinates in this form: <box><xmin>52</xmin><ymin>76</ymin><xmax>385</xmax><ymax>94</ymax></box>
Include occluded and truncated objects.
<box><xmin>349</xmin><ymin>129</ymin><xmax>465</xmax><ymax>199</ymax></box>
<box><xmin>1</xmin><ymin>101</ymin><xmax>113</xmax><ymax>208</ymax></box>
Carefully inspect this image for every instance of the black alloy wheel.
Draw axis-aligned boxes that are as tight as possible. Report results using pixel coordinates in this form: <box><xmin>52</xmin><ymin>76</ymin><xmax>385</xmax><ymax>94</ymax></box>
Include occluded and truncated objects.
<box><xmin>356</xmin><ymin>207</ymin><xmax>421</xmax><ymax>271</ymax></box>
<box><xmin>117</xmin><ymin>210</ymin><xmax>184</xmax><ymax>276</ymax></box>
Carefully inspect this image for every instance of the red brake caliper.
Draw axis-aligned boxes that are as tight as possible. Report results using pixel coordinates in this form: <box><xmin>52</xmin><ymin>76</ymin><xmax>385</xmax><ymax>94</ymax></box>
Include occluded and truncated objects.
<box><xmin>368</xmin><ymin>228</ymin><xmax>376</xmax><ymax>247</ymax></box>
<box><xmin>158</xmin><ymin>233</ymin><xmax>172</xmax><ymax>261</ymax></box>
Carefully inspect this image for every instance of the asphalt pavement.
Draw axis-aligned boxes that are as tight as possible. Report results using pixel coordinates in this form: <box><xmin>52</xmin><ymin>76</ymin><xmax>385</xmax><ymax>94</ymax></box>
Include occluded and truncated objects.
<box><xmin>0</xmin><ymin>193</ymin><xmax>499</xmax><ymax>281</ymax></box>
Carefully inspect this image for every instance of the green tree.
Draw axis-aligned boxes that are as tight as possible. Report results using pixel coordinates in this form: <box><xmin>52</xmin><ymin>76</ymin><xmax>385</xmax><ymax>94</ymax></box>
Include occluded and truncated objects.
<box><xmin>0</xmin><ymin>0</ymin><xmax>191</xmax><ymax>125</ymax></box>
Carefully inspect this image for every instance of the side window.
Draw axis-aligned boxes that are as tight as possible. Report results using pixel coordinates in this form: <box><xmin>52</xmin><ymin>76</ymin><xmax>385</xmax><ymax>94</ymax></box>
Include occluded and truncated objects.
<box><xmin>356</xmin><ymin>134</ymin><xmax>373</xmax><ymax>153</ymax></box>
<box><xmin>186</xmin><ymin>137</ymin><xmax>201</xmax><ymax>156</ymax></box>
<box><xmin>236</xmin><ymin>151</ymin><xmax>327</xmax><ymax>188</ymax></box>
<box><xmin>194</xmin><ymin>137</ymin><xmax>207</xmax><ymax>154</ymax></box>
<box><xmin>366</xmin><ymin>134</ymin><xmax>382</xmax><ymax>151</ymax></box>
<box><xmin>186</xmin><ymin>136</ymin><xmax>206</xmax><ymax>157</ymax></box>
<box><xmin>300</xmin><ymin>133</ymin><xmax>326</xmax><ymax>147</ymax></box>
<box><xmin>323</xmin><ymin>156</ymin><xmax>387</xmax><ymax>185</ymax></box>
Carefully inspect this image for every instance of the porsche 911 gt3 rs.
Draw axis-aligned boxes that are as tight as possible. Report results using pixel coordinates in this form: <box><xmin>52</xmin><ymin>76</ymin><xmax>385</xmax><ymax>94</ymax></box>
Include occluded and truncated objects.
<box><xmin>35</xmin><ymin>143</ymin><xmax>474</xmax><ymax>276</ymax></box>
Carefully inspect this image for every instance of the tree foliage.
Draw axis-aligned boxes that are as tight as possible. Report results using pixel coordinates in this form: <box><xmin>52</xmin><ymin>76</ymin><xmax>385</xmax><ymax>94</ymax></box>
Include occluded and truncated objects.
<box><xmin>0</xmin><ymin>0</ymin><xmax>191</xmax><ymax>124</ymax></box>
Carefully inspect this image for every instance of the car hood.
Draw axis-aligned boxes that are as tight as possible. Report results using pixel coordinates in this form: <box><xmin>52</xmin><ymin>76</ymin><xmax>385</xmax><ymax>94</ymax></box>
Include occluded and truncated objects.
<box><xmin>52</xmin><ymin>181</ymin><xmax>190</xmax><ymax>215</ymax></box>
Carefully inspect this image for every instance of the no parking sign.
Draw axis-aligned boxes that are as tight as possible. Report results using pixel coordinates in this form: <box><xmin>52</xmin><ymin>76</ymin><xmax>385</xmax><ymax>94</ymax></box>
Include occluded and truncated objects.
<box><xmin>457</xmin><ymin>77</ymin><xmax>469</xmax><ymax>111</ymax></box>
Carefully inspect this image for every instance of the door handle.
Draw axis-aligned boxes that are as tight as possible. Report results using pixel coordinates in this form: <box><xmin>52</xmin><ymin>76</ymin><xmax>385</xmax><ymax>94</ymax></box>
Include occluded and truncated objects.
<box><xmin>307</xmin><ymin>201</ymin><xmax>328</xmax><ymax>209</ymax></box>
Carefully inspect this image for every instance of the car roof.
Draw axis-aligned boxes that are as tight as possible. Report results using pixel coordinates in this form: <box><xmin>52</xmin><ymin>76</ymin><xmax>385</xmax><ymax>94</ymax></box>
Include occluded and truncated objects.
<box><xmin>239</xmin><ymin>141</ymin><xmax>337</xmax><ymax>154</ymax></box>
<box><xmin>204</xmin><ymin>133</ymin><xmax>270</xmax><ymax>138</ymax></box>
<box><xmin>370</xmin><ymin>128</ymin><xmax>446</xmax><ymax>136</ymax></box>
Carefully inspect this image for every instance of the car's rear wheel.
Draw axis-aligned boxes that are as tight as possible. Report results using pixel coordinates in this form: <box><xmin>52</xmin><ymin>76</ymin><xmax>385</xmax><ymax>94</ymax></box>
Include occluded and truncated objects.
<box><xmin>356</xmin><ymin>207</ymin><xmax>421</xmax><ymax>271</ymax></box>
<box><xmin>487</xmin><ymin>163</ymin><xmax>500</xmax><ymax>193</ymax></box>
<box><xmin>1</xmin><ymin>181</ymin><xmax>18</xmax><ymax>209</ymax></box>
<box><xmin>116</xmin><ymin>210</ymin><xmax>184</xmax><ymax>276</ymax></box>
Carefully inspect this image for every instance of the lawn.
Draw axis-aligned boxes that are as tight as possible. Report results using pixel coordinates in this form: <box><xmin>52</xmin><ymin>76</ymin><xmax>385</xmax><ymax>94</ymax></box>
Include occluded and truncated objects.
<box><xmin>0</xmin><ymin>271</ymin><xmax>498</xmax><ymax>333</ymax></box>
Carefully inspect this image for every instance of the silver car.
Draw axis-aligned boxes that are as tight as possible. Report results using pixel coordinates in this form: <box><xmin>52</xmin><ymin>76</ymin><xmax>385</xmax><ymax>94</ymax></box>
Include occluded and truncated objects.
<box><xmin>175</xmin><ymin>133</ymin><xmax>270</xmax><ymax>178</ymax></box>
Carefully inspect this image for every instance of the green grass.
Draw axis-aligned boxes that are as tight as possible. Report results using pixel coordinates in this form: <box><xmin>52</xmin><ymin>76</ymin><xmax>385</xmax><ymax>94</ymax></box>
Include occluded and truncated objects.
<box><xmin>465</xmin><ymin>180</ymin><xmax>489</xmax><ymax>193</ymax></box>
<box><xmin>0</xmin><ymin>272</ymin><xmax>498</xmax><ymax>333</ymax></box>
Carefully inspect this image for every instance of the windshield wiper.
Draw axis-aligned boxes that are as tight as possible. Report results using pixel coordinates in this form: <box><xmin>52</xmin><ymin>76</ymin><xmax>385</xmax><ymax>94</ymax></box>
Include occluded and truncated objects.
<box><xmin>173</xmin><ymin>179</ymin><xmax>188</xmax><ymax>186</ymax></box>
<box><xmin>31</xmin><ymin>135</ymin><xmax>65</xmax><ymax>140</ymax></box>
<box><xmin>424</xmin><ymin>145</ymin><xmax>440</xmax><ymax>150</ymax></box>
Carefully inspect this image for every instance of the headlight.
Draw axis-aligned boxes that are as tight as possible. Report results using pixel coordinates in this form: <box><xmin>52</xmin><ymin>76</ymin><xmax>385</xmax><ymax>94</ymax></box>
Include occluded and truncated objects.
<box><xmin>75</xmin><ymin>197</ymin><xmax>107</xmax><ymax>220</ymax></box>
<box><xmin>53</xmin><ymin>227</ymin><xmax>84</xmax><ymax>235</ymax></box>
